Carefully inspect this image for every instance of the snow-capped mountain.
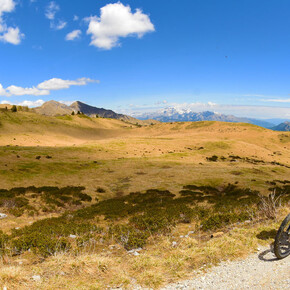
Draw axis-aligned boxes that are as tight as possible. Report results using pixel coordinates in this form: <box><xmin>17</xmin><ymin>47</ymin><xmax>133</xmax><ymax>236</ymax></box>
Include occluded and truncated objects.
<box><xmin>132</xmin><ymin>107</ymin><xmax>275</xmax><ymax>129</ymax></box>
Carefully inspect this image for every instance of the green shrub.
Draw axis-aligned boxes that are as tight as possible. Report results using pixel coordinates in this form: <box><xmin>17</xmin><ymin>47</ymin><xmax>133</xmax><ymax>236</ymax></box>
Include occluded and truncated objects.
<box><xmin>206</xmin><ymin>155</ymin><xmax>218</xmax><ymax>162</ymax></box>
<box><xmin>109</xmin><ymin>225</ymin><xmax>149</xmax><ymax>250</ymax></box>
<box><xmin>202</xmin><ymin>212</ymin><xmax>251</xmax><ymax>231</ymax></box>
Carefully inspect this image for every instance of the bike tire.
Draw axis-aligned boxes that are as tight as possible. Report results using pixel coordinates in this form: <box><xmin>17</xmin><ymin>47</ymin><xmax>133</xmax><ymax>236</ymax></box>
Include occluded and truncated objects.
<box><xmin>274</xmin><ymin>214</ymin><xmax>290</xmax><ymax>259</ymax></box>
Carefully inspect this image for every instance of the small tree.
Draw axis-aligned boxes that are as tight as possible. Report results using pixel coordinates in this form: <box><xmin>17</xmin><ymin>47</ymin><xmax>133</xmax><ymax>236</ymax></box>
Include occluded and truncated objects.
<box><xmin>96</xmin><ymin>114</ymin><xmax>99</xmax><ymax>118</ymax></box>
<box><xmin>71</xmin><ymin>111</ymin><xmax>75</xmax><ymax>115</ymax></box>
<box><xmin>77</xmin><ymin>111</ymin><xmax>81</xmax><ymax>115</ymax></box>
<box><xmin>11</xmin><ymin>105</ymin><xmax>17</xmax><ymax>112</ymax></box>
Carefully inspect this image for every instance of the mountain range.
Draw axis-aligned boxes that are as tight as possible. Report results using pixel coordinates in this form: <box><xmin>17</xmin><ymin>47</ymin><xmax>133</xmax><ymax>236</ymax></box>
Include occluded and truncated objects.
<box><xmin>133</xmin><ymin>108</ymin><xmax>278</xmax><ymax>129</ymax></box>
<box><xmin>272</xmin><ymin>121</ymin><xmax>290</xmax><ymax>131</ymax></box>
<box><xmin>4</xmin><ymin>100</ymin><xmax>288</xmax><ymax>131</ymax></box>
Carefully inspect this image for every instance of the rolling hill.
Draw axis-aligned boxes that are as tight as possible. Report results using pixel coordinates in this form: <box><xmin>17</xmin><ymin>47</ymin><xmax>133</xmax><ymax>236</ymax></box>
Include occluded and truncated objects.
<box><xmin>32</xmin><ymin>100</ymin><xmax>159</xmax><ymax>126</ymax></box>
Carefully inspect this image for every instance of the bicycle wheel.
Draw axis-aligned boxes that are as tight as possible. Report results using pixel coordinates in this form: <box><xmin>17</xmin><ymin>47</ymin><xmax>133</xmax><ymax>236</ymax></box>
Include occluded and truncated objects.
<box><xmin>274</xmin><ymin>214</ymin><xmax>290</xmax><ymax>259</ymax></box>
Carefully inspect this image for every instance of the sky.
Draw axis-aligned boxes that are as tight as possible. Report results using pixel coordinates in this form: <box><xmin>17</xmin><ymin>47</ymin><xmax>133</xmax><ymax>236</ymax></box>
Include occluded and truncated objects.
<box><xmin>0</xmin><ymin>0</ymin><xmax>289</xmax><ymax>119</ymax></box>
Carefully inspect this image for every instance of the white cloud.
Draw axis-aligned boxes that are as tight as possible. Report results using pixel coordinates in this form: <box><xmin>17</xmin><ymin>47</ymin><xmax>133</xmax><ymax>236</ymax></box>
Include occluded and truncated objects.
<box><xmin>0</xmin><ymin>84</ymin><xmax>7</xmax><ymax>96</ymax></box>
<box><xmin>18</xmin><ymin>99</ymin><xmax>45</xmax><ymax>107</ymax></box>
<box><xmin>45</xmin><ymin>1</ymin><xmax>59</xmax><ymax>20</ymax></box>
<box><xmin>0</xmin><ymin>99</ymin><xmax>45</xmax><ymax>107</ymax></box>
<box><xmin>0</xmin><ymin>77</ymin><xmax>99</xmax><ymax>97</ymax></box>
<box><xmin>6</xmin><ymin>85</ymin><xmax>49</xmax><ymax>96</ymax></box>
<box><xmin>51</xmin><ymin>19</ymin><xmax>67</xmax><ymax>30</ymax></box>
<box><xmin>0</xmin><ymin>0</ymin><xmax>24</xmax><ymax>45</ymax></box>
<box><xmin>45</xmin><ymin>1</ymin><xmax>67</xmax><ymax>30</ymax></box>
<box><xmin>73</xmin><ymin>15</ymin><xmax>79</xmax><ymax>21</ymax></box>
<box><xmin>59</xmin><ymin>100</ymin><xmax>74</xmax><ymax>106</ymax></box>
<box><xmin>0</xmin><ymin>26</ymin><xmax>24</xmax><ymax>45</ymax></box>
<box><xmin>262</xmin><ymin>98</ymin><xmax>290</xmax><ymax>103</ymax></box>
<box><xmin>0</xmin><ymin>0</ymin><xmax>15</xmax><ymax>16</ymax></box>
<box><xmin>123</xmin><ymin>102</ymin><xmax>290</xmax><ymax>119</ymax></box>
<box><xmin>38</xmin><ymin>78</ymin><xmax>99</xmax><ymax>90</ymax></box>
<box><xmin>86</xmin><ymin>2</ymin><xmax>155</xmax><ymax>49</ymax></box>
<box><xmin>65</xmin><ymin>29</ymin><xmax>81</xmax><ymax>41</ymax></box>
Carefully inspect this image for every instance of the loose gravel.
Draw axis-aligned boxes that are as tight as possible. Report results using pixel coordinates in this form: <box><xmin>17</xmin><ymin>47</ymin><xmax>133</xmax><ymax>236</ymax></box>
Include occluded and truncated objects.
<box><xmin>161</xmin><ymin>246</ymin><xmax>290</xmax><ymax>290</ymax></box>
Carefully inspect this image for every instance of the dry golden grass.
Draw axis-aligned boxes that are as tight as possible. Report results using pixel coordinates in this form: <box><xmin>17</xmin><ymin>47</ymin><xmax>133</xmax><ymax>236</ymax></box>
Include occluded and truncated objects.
<box><xmin>0</xmin><ymin>215</ymin><xmax>286</xmax><ymax>289</ymax></box>
<box><xmin>0</xmin><ymin>111</ymin><xmax>289</xmax><ymax>288</ymax></box>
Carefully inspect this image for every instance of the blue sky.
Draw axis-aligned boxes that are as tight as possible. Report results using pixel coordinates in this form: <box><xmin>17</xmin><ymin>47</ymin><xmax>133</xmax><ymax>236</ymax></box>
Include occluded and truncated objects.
<box><xmin>0</xmin><ymin>0</ymin><xmax>289</xmax><ymax>119</ymax></box>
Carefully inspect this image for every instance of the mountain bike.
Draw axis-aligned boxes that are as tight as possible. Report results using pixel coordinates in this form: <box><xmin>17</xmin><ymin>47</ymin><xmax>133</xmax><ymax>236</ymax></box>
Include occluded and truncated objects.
<box><xmin>274</xmin><ymin>214</ymin><xmax>290</xmax><ymax>259</ymax></box>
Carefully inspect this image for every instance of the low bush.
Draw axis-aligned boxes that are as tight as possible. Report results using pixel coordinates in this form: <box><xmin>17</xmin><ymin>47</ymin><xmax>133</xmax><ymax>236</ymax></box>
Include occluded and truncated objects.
<box><xmin>109</xmin><ymin>225</ymin><xmax>149</xmax><ymax>250</ymax></box>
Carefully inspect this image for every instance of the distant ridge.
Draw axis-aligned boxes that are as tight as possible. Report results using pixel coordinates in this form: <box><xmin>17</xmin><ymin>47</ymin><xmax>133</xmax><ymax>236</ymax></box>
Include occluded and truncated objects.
<box><xmin>272</xmin><ymin>121</ymin><xmax>290</xmax><ymax>131</ymax></box>
<box><xmin>69</xmin><ymin>101</ymin><xmax>131</xmax><ymax>121</ymax></box>
<box><xmin>134</xmin><ymin>108</ymin><xmax>275</xmax><ymax>129</ymax></box>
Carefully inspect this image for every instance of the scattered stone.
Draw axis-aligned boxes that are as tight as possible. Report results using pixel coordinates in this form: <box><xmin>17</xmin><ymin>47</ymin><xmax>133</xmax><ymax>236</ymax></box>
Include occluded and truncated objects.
<box><xmin>172</xmin><ymin>241</ymin><xmax>177</xmax><ymax>247</ymax></box>
<box><xmin>0</xmin><ymin>213</ymin><xmax>7</xmax><ymax>219</ymax></box>
<box><xmin>69</xmin><ymin>234</ymin><xmax>77</xmax><ymax>239</ymax></box>
<box><xmin>32</xmin><ymin>275</ymin><xmax>41</xmax><ymax>282</ymax></box>
<box><xmin>128</xmin><ymin>248</ymin><xmax>142</xmax><ymax>256</ymax></box>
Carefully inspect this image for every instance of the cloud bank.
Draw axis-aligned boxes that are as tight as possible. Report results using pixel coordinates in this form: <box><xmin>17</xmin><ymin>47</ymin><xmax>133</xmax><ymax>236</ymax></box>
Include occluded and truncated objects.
<box><xmin>0</xmin><ymin>0</ymin><xmax>24</xmax><ymax>44</ymax></box>
<box><xmin>0</xmin><ymin>77</ymin><xmax>99</xmax><ymax>97</ymax></box>
<box><xmin>86</xmin><ymin>2</ymin><xmax>155</xmax><ymax>49</ymax></box>
<box><xmin>124</xmin><ymin>102</ymin><xmax>290</xmax><ymax>119</ymax></box>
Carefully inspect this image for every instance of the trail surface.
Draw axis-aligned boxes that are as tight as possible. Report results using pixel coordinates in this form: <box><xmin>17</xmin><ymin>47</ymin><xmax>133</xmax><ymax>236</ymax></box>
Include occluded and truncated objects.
<box><xmin>161</xmin><ymin>246</ymin><xmax>290</xmax><ymax>289</ymax></box>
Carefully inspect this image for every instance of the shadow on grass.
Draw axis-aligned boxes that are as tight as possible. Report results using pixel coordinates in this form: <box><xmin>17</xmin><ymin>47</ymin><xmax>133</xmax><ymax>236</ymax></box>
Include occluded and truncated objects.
<box><xmin>256</xmin><ymin>229</ymin><xmax>276</xmax><ymax>240</ymax></box>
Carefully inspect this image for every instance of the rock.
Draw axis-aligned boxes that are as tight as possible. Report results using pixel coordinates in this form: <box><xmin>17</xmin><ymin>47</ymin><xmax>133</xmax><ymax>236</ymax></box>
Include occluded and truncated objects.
<box><xmin>69</xmin><ymin>234</ymin><xmax>77</xmax><ymax>239</ymax></box>
<box><xmin>32</xmin><ymin>275</ymin><xmax>41</xmax><ymax>282</ymax></box>
<box><xmin>172</xmin><ymin>241</ymin><xmax>177</xmax><ymax>247</ymax></box>
<box><xmin>128</xmin><ymin>248</ymin><xmax>142</xmax><ymax>256</ymax></box>
<box><xmin>210</xmin><ymin>232</ymin><xmax>224</xmax><ymax>238</ymax></box>
<box><xmin>0</xmin><ymin>213</ymin><xmax>7</xmax><ymax>219</ymax></box>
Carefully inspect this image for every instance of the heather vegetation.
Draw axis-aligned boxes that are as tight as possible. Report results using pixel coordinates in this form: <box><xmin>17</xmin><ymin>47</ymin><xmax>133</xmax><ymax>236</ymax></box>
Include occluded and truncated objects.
<box><xmin>0</xmin><ymin>182</ymin><xmax>288</xmax><ymax>257</ymax></box>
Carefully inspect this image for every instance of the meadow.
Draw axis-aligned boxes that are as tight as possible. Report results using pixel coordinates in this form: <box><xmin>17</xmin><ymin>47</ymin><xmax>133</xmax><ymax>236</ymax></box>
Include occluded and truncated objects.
<box><xmin>0</xmin><ymin>110</ymin><xmax>289</xmax><ymax>288</ymax></box>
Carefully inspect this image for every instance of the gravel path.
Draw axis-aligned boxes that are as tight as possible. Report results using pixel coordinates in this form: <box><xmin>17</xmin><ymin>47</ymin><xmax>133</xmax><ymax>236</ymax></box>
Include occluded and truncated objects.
<box><xmin>161</xmin><ymin>246</ymin><xmax>290</xmax><ymax>290</ymax></box>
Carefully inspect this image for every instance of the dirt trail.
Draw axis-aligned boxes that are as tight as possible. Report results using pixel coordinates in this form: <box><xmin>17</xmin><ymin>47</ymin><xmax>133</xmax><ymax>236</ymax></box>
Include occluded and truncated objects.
<box><xmin>161</xmin><ymin>246</ymin><xmax>290</xmax><ymax>290</ymax></box>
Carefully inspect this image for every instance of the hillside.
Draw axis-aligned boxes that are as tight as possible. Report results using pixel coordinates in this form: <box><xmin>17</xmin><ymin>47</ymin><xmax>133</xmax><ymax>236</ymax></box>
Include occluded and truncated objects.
<box><xmin>272</xmin><ymin>121</ymin><xmax>290</xmax><ymax>131</ymax></box>
<box><xmin>31</xmin><ymin>100</ymin><xmax>159</xmax><ymax>126</ymax></box>
<box><xmin>0</xmin><ymin>110</ymin><xmax>135</xmax><ymax>146</ymax></box>
<box><xmin>0</xmin><ymin>111</ymin><xmax>289</xmax><ymax>289</ymax></box>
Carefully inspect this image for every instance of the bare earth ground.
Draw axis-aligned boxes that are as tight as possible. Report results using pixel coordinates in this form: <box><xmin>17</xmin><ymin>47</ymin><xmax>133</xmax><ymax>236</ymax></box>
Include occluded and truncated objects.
<box><xmin>162</xmin><ymin>246</ymin><xmax>290</xmax><ymax>290</ymax></box>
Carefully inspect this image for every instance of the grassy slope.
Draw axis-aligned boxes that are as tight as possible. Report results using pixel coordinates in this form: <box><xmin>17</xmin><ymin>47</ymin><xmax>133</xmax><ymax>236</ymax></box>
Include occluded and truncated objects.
<box><xmin>0</xmin><ymin>111</ymin><xmax>289</xmax><ymax>289</ymax></box>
